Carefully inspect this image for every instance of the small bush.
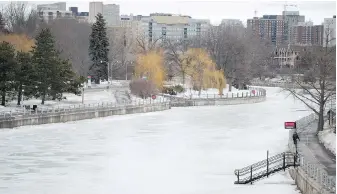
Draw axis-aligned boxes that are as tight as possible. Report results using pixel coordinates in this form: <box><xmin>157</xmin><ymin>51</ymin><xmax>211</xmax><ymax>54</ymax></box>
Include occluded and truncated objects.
<box><xmin>129</xmin><ymin>79</ymin><xmax>157</xmax><ymax>98</ymax></box>
<box><xmin>161</xmin><ymin>86</ymin><xmax>177</xmax><ymax>95</ymax></box>
<box><xmin>172</xmin><ymin>85</ymin><xmax>184</xmax><ymax>93</ymax></box>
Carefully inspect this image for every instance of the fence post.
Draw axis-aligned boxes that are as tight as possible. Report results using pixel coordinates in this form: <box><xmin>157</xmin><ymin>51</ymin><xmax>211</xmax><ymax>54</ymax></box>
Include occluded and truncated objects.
<box><xmin>237</xmin><ymin>171</ymin><xmax>240</xmax><ymax>183</ymax></box>
<box><xmin>237</xmin><ymin>93</ymin><xmax>239</xmax><ymax>98</ymax></box>
<box><xmin>293</xmin><ymin>154</ymin><xmax>296</xmax><ymax>167</ymax></box>
<box><xmin>232</xmin><ymin>93</ymin><xmax>234</xmax><ymax>98</ymax></box>
<box><xmin>267</xmin><ymin>150</ymin><xmax>269</xmax><ymax>177</ymax></box>
<box><xmin>283</xmin><ymin>152</ymin><xmax>286</xmax><ymax>171</ymax></box>
<box><xmin>226</xmin><ymin>93</ymin><xmax>228</xmax><ymax>98</ymax></box>
<box><xmin>242</xmin><ymin>92</ymin><xmax>243</xmax><ymax>98</ymax></box>
<box><xmin>250</xmin><ymin>166</ymin><xmax>253</xmax><ymax>184</ymax></box>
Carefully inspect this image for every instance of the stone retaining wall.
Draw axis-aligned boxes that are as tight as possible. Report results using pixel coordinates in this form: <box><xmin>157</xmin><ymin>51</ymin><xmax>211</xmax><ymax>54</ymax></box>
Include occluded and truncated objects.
<box><xmin>0</xmin><ymin>102</ymin><xmax>170</xmax><ymax>129</ymax></box>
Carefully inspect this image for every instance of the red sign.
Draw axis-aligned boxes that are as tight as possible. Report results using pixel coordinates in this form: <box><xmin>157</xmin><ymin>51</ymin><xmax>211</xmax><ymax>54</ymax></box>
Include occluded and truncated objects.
<box><xmin>151</xmin><ymin>95</ymin><xmax>156</xmax><ymax>100</ymax></box>
<box><xmin>87</xmin><ymin>76</ymin><xmax>92</xmax><ymax>78</ymax></box>
<box><xmin>284</xmin><ymin>122</ymin><xmax>296</xmax><ymax>129</ymax></box>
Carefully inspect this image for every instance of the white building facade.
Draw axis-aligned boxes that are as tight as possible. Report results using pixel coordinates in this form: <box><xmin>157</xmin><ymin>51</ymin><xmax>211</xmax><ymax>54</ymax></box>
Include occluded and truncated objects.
<box><xmin>323</xmin><ymin>16</ymin><xmax>336</xmax><ymax>47</ymax></box>
<box><xmin>140</xmin><ymin>13</ymin><xmax>210</xmax><ymax>43</ymax></box>
<box><xmin>103</xmin><ymin>4</ymin><xmax>120</xmax><ymax>27</ymax></box>
<box><xmin>89</xmin><ymin>2</ymin><xmax>103</xmax><ymax>23</ymax></box>
<box><xmin>37</xmin><ymin>2</ymin><xmax>73</xmax><ymax>22</ymax></box>
<box><xmin>37</xmin><ymin>2</ymin><xmax>66</xmax><ymax>11</ymax></box>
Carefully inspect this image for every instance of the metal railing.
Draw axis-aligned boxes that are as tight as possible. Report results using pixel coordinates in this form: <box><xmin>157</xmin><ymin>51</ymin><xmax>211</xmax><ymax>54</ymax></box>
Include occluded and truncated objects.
<box><xmin>0</xmin><ymin>98</ymin><xmax>168</xmax><ymax>120</ymax></box>
<box><xmin>289</xmin><ymin>113</ymin><xmax>336</xmax><ymax>193</ymax></box>
<box><xmin>163</xmin><ymin>87</ymin><xmax>266</xmax><ymax>100</ymax></box>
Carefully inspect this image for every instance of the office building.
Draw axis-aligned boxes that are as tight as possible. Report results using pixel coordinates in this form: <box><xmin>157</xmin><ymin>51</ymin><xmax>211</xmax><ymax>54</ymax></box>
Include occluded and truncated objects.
<box><xmin>103</xmin><ymin>4</ymin><xmax>120</xmax><ymax>26</ymax></box>
<box><xmin>140</xmin><ymin>13</ymin><xmax>210</xmax><ymax>43</ymax></box>
<box><xmin>77</xmin><ymin>12</ymin><xmax>89</xmax><ymax>23</ymax></box>
<box><xmin>89</xmin><ymin>2</ymin><xmax>103</xmax><ymax>23</ymax></box>
<box><xmin>247</xmin><ymin>15</ymin><xmax>285</xmax><ymax>45</ymax></box>
<box><xmin>37</xmin><ymin>2</ymin><xmax>66</xmax><ymax>11</ymax></box>
<box><xmin>323</xmin><ymin>15</ymin><xmax>336</xmax><ymax>47</ymax></box>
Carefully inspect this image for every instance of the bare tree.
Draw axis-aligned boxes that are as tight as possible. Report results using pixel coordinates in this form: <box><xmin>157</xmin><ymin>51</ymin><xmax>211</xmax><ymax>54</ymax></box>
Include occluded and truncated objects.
<box><xmin>4</xmin><ymin>2</ymin><xmax>40</xmax><ymax>36</ymax></box>
<box><xmin>284</xmin><ymin>23</ymin><xmax>336</xmax><ymax>132</ymax></box>
<box><xmin>135</xmin><ymin>33</ymin><xmax>162</xmax><ymax>54</ymax></box>
<box><xmin>46</xmin><ymin>18</ymin><xmax>91</xmax><ymax>76</ymax></box>
<box><xmin>107</xmin><ymin>27</ymin><xmax>136</xmax><ymax>80</ymax></box>
<box><xmin>163</xmin><ymin>39</ymin><xmax>193</xmax><ymax>84</ymax></box>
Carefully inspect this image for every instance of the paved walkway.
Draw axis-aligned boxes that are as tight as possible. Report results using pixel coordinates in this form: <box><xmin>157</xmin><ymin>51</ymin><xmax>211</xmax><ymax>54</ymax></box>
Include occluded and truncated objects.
<box><xmin>298</xmin><ymin>120</ymin><xmax>336</xmax><ymax>177</ymax></box>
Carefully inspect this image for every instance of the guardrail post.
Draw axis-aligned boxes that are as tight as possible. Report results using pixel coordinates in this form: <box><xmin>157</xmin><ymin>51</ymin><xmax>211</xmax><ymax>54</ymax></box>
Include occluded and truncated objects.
<box><xmin>283</xmin><ymin>152</ymin><xmax>286</xmax><ymax>170</ymax></box>
<box><xmin>267</xmin><ymin>150</ymin><xmax>269</xmax><ymax>177</ymax></box>
<box><xmin>250</xmin><ymin>166</ymin><xmax>253</xmax><ymax>184</ymax></box>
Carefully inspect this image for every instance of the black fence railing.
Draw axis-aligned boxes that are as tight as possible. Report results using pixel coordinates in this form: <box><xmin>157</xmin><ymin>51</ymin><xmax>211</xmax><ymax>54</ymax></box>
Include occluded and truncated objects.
<box><xmin>234</xmin><ymin>151</ymin><xmax>299</xmax><ymax>184</ymax></box>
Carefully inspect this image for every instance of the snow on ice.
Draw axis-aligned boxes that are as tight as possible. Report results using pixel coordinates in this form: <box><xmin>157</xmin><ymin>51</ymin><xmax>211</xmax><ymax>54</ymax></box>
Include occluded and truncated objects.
<box><xmin>0</xmin><ymin>87</ymin><xmax>311</xmax><ymax>194</ymax></box>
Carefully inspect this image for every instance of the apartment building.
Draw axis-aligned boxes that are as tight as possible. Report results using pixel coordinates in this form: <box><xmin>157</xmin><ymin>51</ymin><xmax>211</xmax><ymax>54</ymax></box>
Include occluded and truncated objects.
<box><xmin>323</xmin><ymin>15</ymin><xmax>336</xmax><ymax>47</ymax></box>
<box><xmin>140</xmin><ymin>13</ymin><xmax>210</xmax><ymax>43</ymax></box>
<box><xmin>291</xmin><ymin>21</ymin><xmax>323</xmax><ymax>46</ymax></box>
<box><xmin>77</xmin><ymin>12</ymin><xmax>89</xmax><ymax>23</ymax></box>
<box><xmin>103</xmin><ymin>4</ymin><xmax>120</xmax><ymax>26</ymax></box>
<box><xmin>282</xmin><ymin>11</ymin><xmax>305</xmax><ymax>44</ymax></box>
<box><xmin>247</xmin><ymin>15</ymin><xmax>285</xmax><ymax>45</ymax></box>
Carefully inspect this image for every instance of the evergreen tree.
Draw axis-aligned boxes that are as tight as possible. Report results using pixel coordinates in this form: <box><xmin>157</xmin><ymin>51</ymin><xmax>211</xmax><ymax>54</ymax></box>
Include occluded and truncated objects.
<box><xmin>89</xmin><ymin>13</ymin><xmax>109</xmax><ymax>83</ymax></box>
<box><xmin>0</xmin><ymin>42</ymin><xmax>16</xmax><ymax>106</ymax></box>
<box><xmin>31</xmin><ymin>28</ymin><xmax>76</xmax><ymax>104</ymax></box>
<box><xmin>15</xmin><ymin>51</ymin><xmax>34</xmax><ymax>105</ymax></box>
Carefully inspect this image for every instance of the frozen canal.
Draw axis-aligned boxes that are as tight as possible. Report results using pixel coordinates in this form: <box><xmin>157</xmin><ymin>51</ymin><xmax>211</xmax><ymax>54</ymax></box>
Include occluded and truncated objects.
<box><xmin>0</xmin><ymin>87</ymin><xmax>311</xmax><ymax>194</ymax></box>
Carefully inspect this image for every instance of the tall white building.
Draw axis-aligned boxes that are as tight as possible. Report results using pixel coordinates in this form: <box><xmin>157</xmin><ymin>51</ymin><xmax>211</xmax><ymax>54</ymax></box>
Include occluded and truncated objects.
<box><xmin>37</xmin><ymin>2</ymin><xmax>73</xmax><ymax>22</ymax></box>
<box><xmin>103</xmin><ymin>4</ymin><xmax>120</xmax><ymax>27</ymax></box>
<box><xmin>323</xmin><ymin>15</ymin><xmax>336</xmax><ymax>47</ymax></box>
<box><xmin>140</xmin><ymin>13</ymin><xmax>210</xmax><ymax>43</ymax></box>
<box><xmin>37</xmin><ymin>2</ymin><xmax>66</xmax><ymax>11</ymax></box>
<box><xmin>89</xmin><ymin>2</ymin><xmax>103</xmax><ymax>23</ymax></box>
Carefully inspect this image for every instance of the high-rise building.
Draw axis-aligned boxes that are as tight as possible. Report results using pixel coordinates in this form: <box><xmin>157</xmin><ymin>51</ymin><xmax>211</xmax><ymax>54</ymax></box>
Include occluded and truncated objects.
<box><xmin>291</xmin><ymin>22</ymin><xmax>323</xmax><ymax>46</ymax></box>
<box><xmin>247</xmin><ymin>15</ymin><xmax>285</xmax><ymax>45</ymax></box>
<box><xmin>37</xmin><ymin>2</ymin><xmax>66</xmax><ymax>11</ymax></box>
<box><xmin>103</xmin><ymin>4</ymin><xmax>120</xmax><ymax>27</ymax></box>
<box><xmin>282</xmin><ymin>11</ymin><xmax>305</xmax><ymax>44</ymax></box>
<box><xmin>69</xmin><ymin>7</ymin><xmax>78</xmax><ymax>16</ymax></box>
<box><xmin>323</xmin><ymin>15</ymin><xmax>336</xmax><ymax>47</ymax></box>
<box><xmin>89</xmin><ymin>2</ymin><xmax>103</xmax><ymax>23</ymax></box>
<box><xmin>141</xmin><ymin>13</ymin><xmax>210</xmax><ymax>43</ymax></box>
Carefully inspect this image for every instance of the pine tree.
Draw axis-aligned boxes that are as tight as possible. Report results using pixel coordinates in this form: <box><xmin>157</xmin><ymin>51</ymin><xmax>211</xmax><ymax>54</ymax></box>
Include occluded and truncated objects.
<box><xmin>15</xmin><ymin>51</ymin><xmax>35</xmax><ymax>105</ymax></box>
<box><xmin>89</xmin><ymin>13</ymin><xmax>109</xmax><ymax>83</ymax></box>
<box><xmin>0</xmin><ymin>41</ymin><xmax>16</xmax><ymax>106</ymax></box>
<box><xmin>31</xmin><ymin>28</ymin><xmax>76</xmax><ymax>104</ymax></box>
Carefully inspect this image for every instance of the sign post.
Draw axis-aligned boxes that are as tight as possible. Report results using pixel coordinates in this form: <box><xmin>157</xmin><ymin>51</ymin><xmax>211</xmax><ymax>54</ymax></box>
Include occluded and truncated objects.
<box><xmin>87</xmin><ymin>76</ymin><xmax>92</xmax><ymax>88</ymax></box>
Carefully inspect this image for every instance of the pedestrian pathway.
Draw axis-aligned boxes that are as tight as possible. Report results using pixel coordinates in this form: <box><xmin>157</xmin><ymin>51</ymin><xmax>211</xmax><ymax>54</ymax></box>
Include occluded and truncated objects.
<box><xmin>298</xmin><ymin>120</ymin><xmax>336</xmax><ymax>177</ymax></box>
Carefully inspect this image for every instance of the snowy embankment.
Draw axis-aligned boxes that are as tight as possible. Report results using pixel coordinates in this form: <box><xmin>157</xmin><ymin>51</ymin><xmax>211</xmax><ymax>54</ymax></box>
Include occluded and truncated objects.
<box><xmin>318</xmin><ymin>121</ymin><xmax>336</xmax><ymax>156</ymax></box>
<box><xmin>174</xmin><ymin>84</ymin><xmax>251</xmax><ymax>99</ymax></box>
<box><xmin>0</xmin><ymin>88</ymin><xmax>118</xmax><ymax>113</ymax></box>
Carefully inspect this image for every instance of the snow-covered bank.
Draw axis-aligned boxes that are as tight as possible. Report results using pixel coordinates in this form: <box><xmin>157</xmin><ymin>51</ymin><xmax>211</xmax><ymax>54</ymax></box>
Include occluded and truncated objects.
<box><xmin>318</xmin><ymin>122</ymin><xmax>336</xmax><ymax>156</ymax></box>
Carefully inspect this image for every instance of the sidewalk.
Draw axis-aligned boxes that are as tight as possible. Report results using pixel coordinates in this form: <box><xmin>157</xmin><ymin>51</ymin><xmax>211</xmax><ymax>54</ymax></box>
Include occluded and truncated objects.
<box><xmin>298</xmin><ymin>120</ymin><xmax>336</xmax><ymax>177</ymax></box>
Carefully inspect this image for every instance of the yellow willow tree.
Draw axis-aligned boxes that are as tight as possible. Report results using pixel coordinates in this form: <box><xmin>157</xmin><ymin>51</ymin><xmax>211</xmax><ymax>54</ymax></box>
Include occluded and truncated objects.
<box><xmin>134</xmin><ymin>49</ymin><xmax>166</xmax><ymax>89</ymax></box>
<box><xmin>0</xmin><ymin>34</ymin><xmax>34</xmax><ymax>52</ymax></box>
<box><xmin>184</xmin><ymin>48</ymin><xmax>226</xmax><ymax>95</ymax></box>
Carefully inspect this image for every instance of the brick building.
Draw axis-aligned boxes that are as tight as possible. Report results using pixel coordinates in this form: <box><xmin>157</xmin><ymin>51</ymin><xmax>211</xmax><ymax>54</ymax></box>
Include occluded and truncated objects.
<box><xmin>291</xmin><ymin>22</ymin><xmax>323</xmax><ymax>46</ymax></box>
<box><xmin>247</xmin><ymin>15</ymin><xmax>285</xmax><ymax>45</ymax></box>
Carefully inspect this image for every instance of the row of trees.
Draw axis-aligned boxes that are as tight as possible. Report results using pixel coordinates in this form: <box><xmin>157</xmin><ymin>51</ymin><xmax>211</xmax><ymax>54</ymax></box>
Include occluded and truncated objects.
<box><xmin>0</xmin><ymin>29</ymin><xmax>83</xmax><ymax>106</ymax></box>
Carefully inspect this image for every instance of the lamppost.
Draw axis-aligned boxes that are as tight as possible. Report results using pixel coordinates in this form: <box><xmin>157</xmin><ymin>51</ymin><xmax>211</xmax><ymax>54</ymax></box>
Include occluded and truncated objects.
<box><xmin>100</xmin><ymin>60</ymin><xmax>110</xmax><ymax>83</ymax></box>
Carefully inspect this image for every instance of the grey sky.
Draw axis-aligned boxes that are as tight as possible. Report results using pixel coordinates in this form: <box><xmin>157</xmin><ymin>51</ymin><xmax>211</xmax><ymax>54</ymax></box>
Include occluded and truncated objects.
<box><xmin>2</xmin><ymin>0</ymin><xmax>336</xmax><ymax>25</ymax></box>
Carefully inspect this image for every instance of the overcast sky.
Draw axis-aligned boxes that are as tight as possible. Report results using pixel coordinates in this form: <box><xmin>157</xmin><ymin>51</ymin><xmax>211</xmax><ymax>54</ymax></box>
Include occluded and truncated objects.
<box><xmin>2</xmin><ymin>0</ymin><xmax>336</xmax><ymax>25</ymax></box>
